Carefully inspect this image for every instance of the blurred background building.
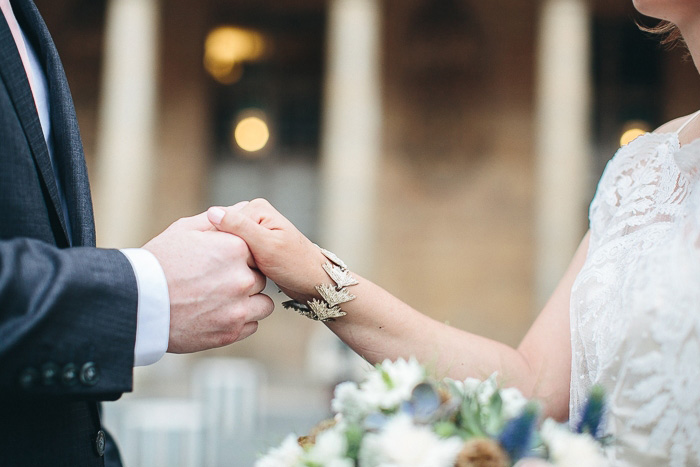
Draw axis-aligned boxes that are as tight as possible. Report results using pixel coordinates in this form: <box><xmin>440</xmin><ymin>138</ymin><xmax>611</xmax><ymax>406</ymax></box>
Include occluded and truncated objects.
<box><xmin>35</xmin><ymin>0</ymin><xmax>700</xmax><ymax>465</ymax></box>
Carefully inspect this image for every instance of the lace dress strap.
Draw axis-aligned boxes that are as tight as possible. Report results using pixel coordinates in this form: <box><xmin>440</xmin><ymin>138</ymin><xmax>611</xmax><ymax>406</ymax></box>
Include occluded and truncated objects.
<box><xmin>675</xmin><ymin>109</ymin><xmax>700</xmax><ymax>135</ymax></box>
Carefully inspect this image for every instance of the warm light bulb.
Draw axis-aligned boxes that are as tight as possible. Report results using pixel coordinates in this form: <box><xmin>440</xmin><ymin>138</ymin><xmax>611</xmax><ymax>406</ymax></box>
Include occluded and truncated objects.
<box><xmin>234</xmin><ymin>116</ymin><xmax>270</xmax><ymax>153</ymax></box>
<box><xmin>619</xmin><ymin>128</ymin><xmax>647</xmax><ymax>147</ymax></box>
<box><xmin>619</xmin><ymin>120</ymin><xmax>651</xmax><ymax>147</ymax></box>
<box><xmin>204</xmin><ymin>26</ymin><xmax>266</xmax><ymax>84</ymax></box>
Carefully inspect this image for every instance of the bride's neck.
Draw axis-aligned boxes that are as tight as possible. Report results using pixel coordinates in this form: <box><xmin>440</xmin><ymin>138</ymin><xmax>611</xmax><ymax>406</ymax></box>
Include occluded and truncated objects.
<box><xmin>677</xmin><ymin>18</ymin><xmax>700</xmax><ymax>76</ymax></box>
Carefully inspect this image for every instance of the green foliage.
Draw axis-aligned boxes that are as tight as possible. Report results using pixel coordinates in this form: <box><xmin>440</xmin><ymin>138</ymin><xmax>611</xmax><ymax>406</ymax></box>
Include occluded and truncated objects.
<box><xmin>345</xmin><ymin>423</ymin><xmax>364</xmax><ymax>460</ymax></box>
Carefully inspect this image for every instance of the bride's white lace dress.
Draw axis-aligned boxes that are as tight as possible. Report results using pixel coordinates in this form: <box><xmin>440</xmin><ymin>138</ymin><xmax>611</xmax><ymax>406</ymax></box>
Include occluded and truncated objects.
<box><xmin>570</xmin><ymin>121</ymin><xmax>700</xmax><ymax>466</ymax></box>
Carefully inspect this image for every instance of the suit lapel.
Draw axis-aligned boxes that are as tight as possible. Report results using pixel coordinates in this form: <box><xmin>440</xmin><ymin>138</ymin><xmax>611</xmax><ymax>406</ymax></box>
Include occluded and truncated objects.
<box><xmin>12</xmin><ymin>0</ymin><xmax>96</xmax><ymax>247</ymax></box>
<box><xmin>0</xmin><ymin>6</ymin><xmax>70</xmax><ymax>245</ymax></box>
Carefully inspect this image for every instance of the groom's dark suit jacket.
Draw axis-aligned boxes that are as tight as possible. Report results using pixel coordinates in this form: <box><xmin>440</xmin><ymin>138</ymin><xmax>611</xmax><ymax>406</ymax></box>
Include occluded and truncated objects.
<box><xmin>0</xmin><ymin>1</ymin><xmax>138</xmax><ymax>465</ymax></box>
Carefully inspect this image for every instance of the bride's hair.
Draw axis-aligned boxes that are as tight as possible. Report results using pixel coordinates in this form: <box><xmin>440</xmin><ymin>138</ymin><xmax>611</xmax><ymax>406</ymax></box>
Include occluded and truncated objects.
<box><xmin>639</xmin><ymin>20</ymin><xmax>684</xmax><ymax>48</ymax></box>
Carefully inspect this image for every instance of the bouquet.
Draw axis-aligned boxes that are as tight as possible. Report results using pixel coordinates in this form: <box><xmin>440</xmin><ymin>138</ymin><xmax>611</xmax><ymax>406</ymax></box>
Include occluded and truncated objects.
<box><xmin>257</xmin><ymin>358</ymin><xmax>608</xmax><ymax>467</ymax></box>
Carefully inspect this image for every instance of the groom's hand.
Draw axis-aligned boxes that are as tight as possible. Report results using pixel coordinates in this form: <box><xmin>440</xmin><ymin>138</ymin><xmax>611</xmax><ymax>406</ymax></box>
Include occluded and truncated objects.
<box><xmin>143</xmin><ymin>212</ymin><xmax>274</xmax><ymax>353</ymax></box>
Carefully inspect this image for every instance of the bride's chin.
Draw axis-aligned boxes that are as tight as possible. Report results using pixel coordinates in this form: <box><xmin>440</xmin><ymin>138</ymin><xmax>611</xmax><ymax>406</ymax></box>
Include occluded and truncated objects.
<box><xmin>633</xmin><ymin>0</ymin><xmax>692</xmax><ymax>23</ymax></box>
<box><xmin>632</xmin><ymin>0</ymin><xmax>663</xmax><ymax>20</ymax></box>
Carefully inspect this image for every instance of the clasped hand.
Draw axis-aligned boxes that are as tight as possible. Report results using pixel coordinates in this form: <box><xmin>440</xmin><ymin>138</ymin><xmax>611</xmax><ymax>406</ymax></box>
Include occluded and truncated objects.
<box><xmin>143</xmin><ymin>199</ymin><xmax>325</xmax><ymax>355</ymax></box>
<box><xmin>206</xmin><ymin>199</ymin><xmax>330</xmax><ymax>305</ymax></box>
<box><xmin>143</xmin><ymin>211</ymin><xmax>274</xmax><ymax>354</ymax></box>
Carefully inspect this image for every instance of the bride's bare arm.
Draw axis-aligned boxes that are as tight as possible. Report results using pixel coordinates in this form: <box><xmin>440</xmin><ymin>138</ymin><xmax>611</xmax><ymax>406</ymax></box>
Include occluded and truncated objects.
<box><xmin>208</xmin><ymin>199</ymin><xmax>590</xmax><ymax>421</ymax></box>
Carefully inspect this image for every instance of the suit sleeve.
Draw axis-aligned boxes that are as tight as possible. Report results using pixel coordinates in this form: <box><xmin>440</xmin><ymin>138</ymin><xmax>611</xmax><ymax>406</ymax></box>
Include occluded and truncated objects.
<box><xmin>0</xmin><ymin>237</ymin><xmax>138</xmax><ymax>400</ymax></box>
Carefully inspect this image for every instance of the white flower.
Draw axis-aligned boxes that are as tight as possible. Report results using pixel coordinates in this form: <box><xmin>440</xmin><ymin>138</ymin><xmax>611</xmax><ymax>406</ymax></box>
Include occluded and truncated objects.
<box><xmin>461</xmin><ymin>377</ymin><xmax>483</xmax><ymax>396</ymax></box>
<box><xmin>332</xmin><ymin>381</ymin><xmax>373</xmax><ymax>421</ymax></box>
<box><xmin>540</xmin><ymin>419</ymin><xmax>607</xmax><ymax>467</ymax></box>
<box><xmin>445</xmin><ymin>376</ymin><xmax>482</xmax><ymax>397</ymax></box>
<box><xmin>331</xmin><ymin>358</ymin><xmax>426</xmax><ymax>419</ymax></box>
<box><xmin>357</xmin><ymin>414</ymin><xmax>463</xmax><ymax>467</ymax></box>
<box><xmin>360</xmin><ymin>358</ymin><xmax>426</xmax><ymax>411</ymax></box>
<box><xmin>475</xmin><ymin>374</ymin><xmax>499</xmax><ymax>406</ymax></box>
<box><xmin>302</xmin><ymin>428</ymin><xmax>353</xmax><ymax>467</ymax></box>
<box><xmin>500</xmin><ymin>387</ymin><xmax>528</xmax><ymax>419</ymax></box>
<box><xmin>255</xmin><ymin>434</ymin><xmax>303</xmax><ymax>467</ymax></box>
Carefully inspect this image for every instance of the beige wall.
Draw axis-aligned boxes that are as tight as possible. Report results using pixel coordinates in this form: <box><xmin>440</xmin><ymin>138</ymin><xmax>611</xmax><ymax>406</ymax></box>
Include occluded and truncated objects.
<box><xmin>376</xmin><ymin>0</ymin><xmax>537</xmax><ymax>346</ymax></box>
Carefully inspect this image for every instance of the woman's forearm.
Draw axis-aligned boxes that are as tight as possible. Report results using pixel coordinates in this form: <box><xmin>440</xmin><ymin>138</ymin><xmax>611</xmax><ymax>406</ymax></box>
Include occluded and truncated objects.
<box><xmin>325</xmin><ymin>275</ymin><xmax>533</xmax><ymax>391</ymax></box>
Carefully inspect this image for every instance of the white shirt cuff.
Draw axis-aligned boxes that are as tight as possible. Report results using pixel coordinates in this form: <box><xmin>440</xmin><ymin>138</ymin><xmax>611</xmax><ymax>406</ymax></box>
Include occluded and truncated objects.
<box><xmin>120</xmin><ymin>248</ymin><xmax>170</xmax><ymax>366</ymax></box>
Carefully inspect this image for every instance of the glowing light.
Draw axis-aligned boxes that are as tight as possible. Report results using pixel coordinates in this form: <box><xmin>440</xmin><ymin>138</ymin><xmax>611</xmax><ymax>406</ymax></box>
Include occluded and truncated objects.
<box><xmin>234</xmin><ymin>114</ymin><xmax>270</xmax><ymax>153</ymax></box>
<box><xmin>620</xmin><ymin>128</ymin><xmax>646</xmax><ymax>146</ymax></box>
<box><xmin>619</xmin><ymin>121</ymin><xmax>651</xmax><ymax>147</ymax></box>
<box><xmin>204</xmin><ymin>26</ymin><xmax>266</xmax><ymax>84</ymax></box>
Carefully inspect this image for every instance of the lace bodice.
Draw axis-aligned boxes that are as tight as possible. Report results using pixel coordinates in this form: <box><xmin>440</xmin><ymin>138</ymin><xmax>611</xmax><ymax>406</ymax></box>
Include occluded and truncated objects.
<box><xmin>570</xmin><ymin>128</ymin><xmax>700</xmax><ymax>466</ymax></box>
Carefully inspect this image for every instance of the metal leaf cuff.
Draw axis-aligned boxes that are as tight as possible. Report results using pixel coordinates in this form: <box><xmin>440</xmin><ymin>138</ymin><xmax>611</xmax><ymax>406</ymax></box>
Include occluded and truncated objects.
<box><xmin>283</xmin><ymin>247</ymin><xmax>358</xmax><ymax>322</ymax></box>
<box><xmin>308</xmin><ymin>299</ymin><xmax>347</xmax><ymax>321</ymax></box>
<box><xmin>319</xmin><ymin>247</ymin><xmax>348</xmax><ymax>270</ymax></box>
<box><xmin>323</xmin><ymin>262</ymin><xmax>359</xmax><ymax>289</ymax></box>
<box><xmin>316</xmin><ymin>283</ymin><xmax>356</xmax><ymax>307</ymax></box>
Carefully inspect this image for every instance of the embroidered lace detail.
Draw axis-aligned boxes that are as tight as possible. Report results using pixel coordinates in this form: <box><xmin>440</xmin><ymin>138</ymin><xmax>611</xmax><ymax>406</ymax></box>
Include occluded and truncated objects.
<box><xmin>570</xmin><ymin>132</ymin><xmax>700</xmax><ymax>466</ymax></box>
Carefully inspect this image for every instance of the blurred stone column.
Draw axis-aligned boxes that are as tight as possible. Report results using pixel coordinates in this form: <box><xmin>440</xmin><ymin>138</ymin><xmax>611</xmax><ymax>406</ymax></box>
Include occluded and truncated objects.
<box><xmin>94</xmin><ymin>0</ymin><xmax>159</xmax><ymax>247</ymax></box>
<box><xmin>319</xmin><ymin>0</ymin><xmax>382</xmax><ymax>276</ymax></box>
<box><xmin>534</xmin><ymin>0</ymin><xmax>592</xmax><ymax>308</ymax></box>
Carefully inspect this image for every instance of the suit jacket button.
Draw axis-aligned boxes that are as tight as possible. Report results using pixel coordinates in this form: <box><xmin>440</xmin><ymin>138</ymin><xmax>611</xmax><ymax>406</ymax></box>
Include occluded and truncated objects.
<box><xmin>95</xmin><ymin>430</ymin><xmax>106</xmax><ymax>457</ymax></box>
<box><xmin>18</xmin><ymin>368</ymin><xmax>39</xmax><ymax>389</ymax></box>
<box><xmin>80</xmin><ymin>362</ymin><xmax>100</xmax><ymax>386</ymax></box>
<box><xmin>62</xmin><ymin>363</ymin><xmax>78</xmax><ymax>386</ymax></box>
<box><xmin>41</xmin><ymin>362</ymin><xmax>60</xmax><ymax>386</ymax></box>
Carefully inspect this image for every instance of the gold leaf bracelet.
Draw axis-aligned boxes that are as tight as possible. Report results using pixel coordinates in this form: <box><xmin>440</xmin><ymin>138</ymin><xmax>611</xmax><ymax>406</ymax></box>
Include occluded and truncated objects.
<box><xmin>282</xmin><ymin>246</ymin><xmax>358</xmax><ymax>322</ymax></box>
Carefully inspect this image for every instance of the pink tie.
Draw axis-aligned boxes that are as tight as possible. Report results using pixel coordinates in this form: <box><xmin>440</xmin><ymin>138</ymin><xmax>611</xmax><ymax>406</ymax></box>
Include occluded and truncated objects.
<box><xmin>0</xmin><ymin>0</ymin><xmax>38</xmax><ymax>99</ymax></box>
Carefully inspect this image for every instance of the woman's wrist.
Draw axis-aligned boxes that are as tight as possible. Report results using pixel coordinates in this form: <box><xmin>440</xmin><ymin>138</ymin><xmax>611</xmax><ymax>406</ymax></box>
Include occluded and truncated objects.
<box><xmin>282</xmin><ymin>246</ymin><xmax>359</xmax><ymax>322</ymax></box>
<box><xmin>278</xmin><ymin>247</ymin><xmax>327</xmax><ymax>302</ymax></box>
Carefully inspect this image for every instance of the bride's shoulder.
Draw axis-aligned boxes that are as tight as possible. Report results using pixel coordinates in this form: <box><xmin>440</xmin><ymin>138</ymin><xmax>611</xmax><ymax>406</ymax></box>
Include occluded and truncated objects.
<box><xmin>653</xmin><ymin>112</ymin><xmax>697</xmax><ymax>134</ymax></box>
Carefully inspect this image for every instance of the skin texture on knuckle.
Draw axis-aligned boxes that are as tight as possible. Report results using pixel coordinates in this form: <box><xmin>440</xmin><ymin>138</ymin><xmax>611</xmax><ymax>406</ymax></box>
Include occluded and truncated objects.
<box><xmin>261</xmin><ymin>294</ymin><xmax>275</xmax><ymax>314</ymax></box>
<box><xmin>226</xmin><ymin>234</ymin><xmax>250</xmax><ymax>257</ymax></box>
<box><xmin>241</xmin><ymin>321</ymin><xmax>259</xmax><ymax>341</ymax></box>
<box><xmin>249</xmin><ymin>197</ymin><xmax>271</xmax><ymax>209</ymax></box>
<box><xmin>231</xmin><ymin>271</ymin><xmax>256</xmax><ymax>297</ymax></box>
<box><xmin>249</xmin><ymin>294</ymin><xmax>274</xmax><ymax>322</ymax></box>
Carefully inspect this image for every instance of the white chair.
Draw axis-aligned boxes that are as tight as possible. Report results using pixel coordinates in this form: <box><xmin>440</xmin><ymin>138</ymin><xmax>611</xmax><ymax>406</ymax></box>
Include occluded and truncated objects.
<box><xmin>192</xmin><ymin>358</ymin><xmax>266</xmax><ymax>467</ymax></box>
<box><xmin>116</xmin><ymin>399</ymin><xmax>204</xmax><ymax>467</ymax></box>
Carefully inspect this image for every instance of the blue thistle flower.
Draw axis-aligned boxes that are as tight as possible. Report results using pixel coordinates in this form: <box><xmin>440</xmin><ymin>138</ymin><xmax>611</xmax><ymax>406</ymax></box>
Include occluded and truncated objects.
<box><xmin>576</xmin><ymin>385</ymin><xmax>606</xmax><ymax>439</ymax></box>
<box><xmin>497</xmin><ymin>402</ymin><xmax>539</xmax><ymax>463</ymax></box>
<box><xmin>405</xmin><ymin>383</ymin><xmax>441</xmax><ymax>423</ymax></box>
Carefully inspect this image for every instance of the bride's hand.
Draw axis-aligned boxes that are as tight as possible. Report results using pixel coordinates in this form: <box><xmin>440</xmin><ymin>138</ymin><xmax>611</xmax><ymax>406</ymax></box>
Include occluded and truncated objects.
<box><xmin>206</xmin><ymin>199</ymin><xmax>330</xmax><ymax>303</ymax></box>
